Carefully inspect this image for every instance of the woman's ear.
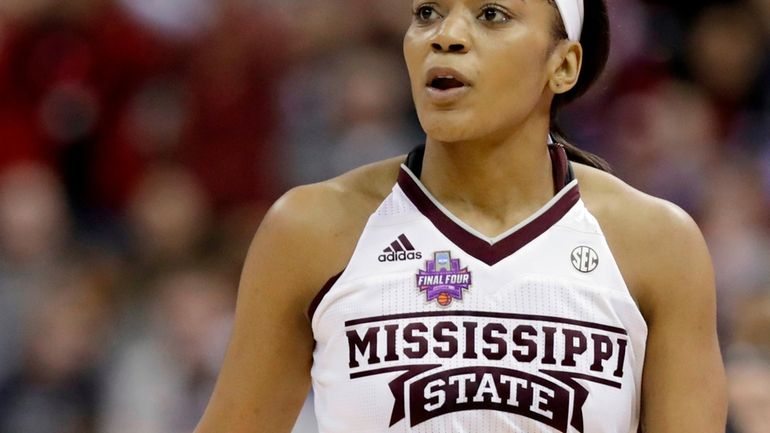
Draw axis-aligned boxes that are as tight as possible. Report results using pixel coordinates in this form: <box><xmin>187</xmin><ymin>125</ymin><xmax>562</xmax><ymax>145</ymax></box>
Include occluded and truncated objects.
<box><xmin>548</xmin><ymin>40</ymin><xmax>583</xmax><ymax>94</ymax></box>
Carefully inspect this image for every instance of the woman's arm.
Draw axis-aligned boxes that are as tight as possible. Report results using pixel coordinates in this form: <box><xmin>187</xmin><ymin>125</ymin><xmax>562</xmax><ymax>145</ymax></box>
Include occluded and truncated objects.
<box><xmin>193</xmin><ymin>184</ymin><xmax>354</xmax><ymax>433</ymax></box>
<box><xmin>637</xmin><ymin>205</ymin><xmax>727</xmax><ymax>433</ymax></box>
<box><xmin>577</xmin><ymin>165</ymin><xmax>728</xmax><ymax>433</ymax></box>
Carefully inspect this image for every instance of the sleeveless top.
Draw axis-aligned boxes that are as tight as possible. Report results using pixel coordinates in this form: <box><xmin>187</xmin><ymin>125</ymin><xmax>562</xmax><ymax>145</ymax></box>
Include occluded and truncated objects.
<box><xmin>308</xmin><ymin>145</ymin><xmax>648</xmax><ymax>433</ymax></box>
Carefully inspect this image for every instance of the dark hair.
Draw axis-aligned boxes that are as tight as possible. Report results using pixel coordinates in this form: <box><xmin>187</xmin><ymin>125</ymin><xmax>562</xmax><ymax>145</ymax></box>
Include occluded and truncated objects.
<box><xmin>548</xmin><ymin>0</ymin><xmax>612</xmax><ymax>172</ymax></box>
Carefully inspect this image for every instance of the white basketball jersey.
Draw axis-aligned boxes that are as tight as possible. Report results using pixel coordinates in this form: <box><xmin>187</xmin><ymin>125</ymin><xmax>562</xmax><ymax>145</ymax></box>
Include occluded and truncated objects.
<box><xmin>308</xmin><ymin>145</ymin><xmax>648</xmax><ymax>433</ymax></box>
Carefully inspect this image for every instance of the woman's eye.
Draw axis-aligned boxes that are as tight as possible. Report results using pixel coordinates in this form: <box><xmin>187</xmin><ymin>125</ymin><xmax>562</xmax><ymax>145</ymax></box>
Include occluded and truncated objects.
<box><xmin>415</xmin><ymin>5</ymin><xmax>440</xmax><ymax>22</ymax></box>
<box><xmin>478</xmin><ymin>6</ymin><xmax>510</xmax><ymax>23</ymax></box>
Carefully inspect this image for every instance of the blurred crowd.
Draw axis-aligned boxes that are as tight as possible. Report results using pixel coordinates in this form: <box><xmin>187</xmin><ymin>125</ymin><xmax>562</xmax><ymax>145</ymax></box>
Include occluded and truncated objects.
<box><xmin>0</xmin><ymin>0</ymin><xmax>768</xmax><ymax>432</ymax></box>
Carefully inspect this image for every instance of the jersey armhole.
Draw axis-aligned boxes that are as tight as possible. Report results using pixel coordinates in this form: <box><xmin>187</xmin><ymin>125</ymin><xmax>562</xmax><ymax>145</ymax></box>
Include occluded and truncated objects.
<box><xmin>305</xmin><ymin>181</ymin><xmax>402</xmax><ymax>328</ymax></box>
<box><xmin>307</xmin><ymin>270</ymin><xmax>345</xmax><ymax>322</ymax></box>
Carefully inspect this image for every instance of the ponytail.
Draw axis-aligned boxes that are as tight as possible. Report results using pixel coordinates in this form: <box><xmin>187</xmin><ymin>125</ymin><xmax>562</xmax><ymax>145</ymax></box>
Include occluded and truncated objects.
<box><xmin>550</xmin><ymin>122</ymin><xmax>612</xmax><ymax>173</ymax></box>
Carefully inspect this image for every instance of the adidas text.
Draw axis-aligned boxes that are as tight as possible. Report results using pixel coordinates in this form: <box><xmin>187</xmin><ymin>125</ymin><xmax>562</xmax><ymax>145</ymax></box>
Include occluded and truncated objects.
<box><xmin>378</xmin><ymin>251</ymin><xmax>423</xmax><ymax>262</ymax></box>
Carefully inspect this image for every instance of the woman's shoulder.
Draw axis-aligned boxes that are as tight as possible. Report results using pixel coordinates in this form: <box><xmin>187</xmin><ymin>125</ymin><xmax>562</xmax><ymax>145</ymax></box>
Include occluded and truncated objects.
<box><xmin>573</xmin><ymin>163</ymin><xmax>711</xmax><ymax>319</ymax></box>
<box><xmin>573</xmin><ymin>163</ymin><xmax>696</xmax><ymax>231</ymax></box>
<box><xmin>276</xmin><ymin>154</ymin><xmax>405</xmax><ymax>229</ymax></box>
<box><xmin>574</xmin><ymin>164</ymin><xmax>699</xmax><ymax>237</ymax></box>
<box><xmin>254</xmin><ymin>155</ymin><xmax>406</xmax><ymax>286</ymax></box>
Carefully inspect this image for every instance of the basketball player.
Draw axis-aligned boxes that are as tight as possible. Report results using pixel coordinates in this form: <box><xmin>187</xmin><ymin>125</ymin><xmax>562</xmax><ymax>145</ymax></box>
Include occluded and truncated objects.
<box><xmin>194</xmin><ymin>0</ymin><xmax>727</xmax><ymax>432</ymax></box>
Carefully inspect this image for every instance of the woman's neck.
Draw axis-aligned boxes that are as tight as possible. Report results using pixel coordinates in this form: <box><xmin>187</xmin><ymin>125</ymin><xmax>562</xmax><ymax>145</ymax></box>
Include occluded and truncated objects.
<box><xmin>420</xmin><ymin>122</ymin><xmax>555</xmax><ymax>230</ymax></box>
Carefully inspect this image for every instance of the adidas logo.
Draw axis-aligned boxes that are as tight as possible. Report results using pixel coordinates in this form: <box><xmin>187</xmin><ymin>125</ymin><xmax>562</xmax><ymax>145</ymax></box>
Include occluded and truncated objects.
<box><xmin>378</xmin><ymin>234</ymin><xmax>423</xmax><ymax>262</ymax></box>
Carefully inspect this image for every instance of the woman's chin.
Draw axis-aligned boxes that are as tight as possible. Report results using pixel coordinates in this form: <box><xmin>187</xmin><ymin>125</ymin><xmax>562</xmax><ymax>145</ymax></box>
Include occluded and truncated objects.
<box><xmin>420</xmin><ymin>117</ymin><xmax>483</xmax><ymax>143</ymax></box>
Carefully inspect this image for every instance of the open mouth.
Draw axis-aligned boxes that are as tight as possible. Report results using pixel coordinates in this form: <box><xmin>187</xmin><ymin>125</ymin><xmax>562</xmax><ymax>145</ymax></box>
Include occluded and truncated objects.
<box><xmin>429</xmin><ymin>76</ymin><xmax>466</xmax><ymax>91</ymax></box>
<box><xmin>424</xmin><ymin>68</ymin><xmax>471</xmax><ymax>102</ymax></box>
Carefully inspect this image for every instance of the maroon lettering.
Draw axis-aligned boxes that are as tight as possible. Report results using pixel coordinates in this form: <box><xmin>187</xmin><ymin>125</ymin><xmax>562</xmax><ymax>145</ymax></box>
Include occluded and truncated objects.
<box><xmin>561</xmin><ymin>329</ymin><xmax>587</xmax><ymax>367</ymax></box>
<box><xmin>404</xmin><ymin>323</ymin><xmax>429</xmax><ymax>359</ymax></box>
<box><xmin>542</xmin><ymin>327</ymin><xmax>558</xmax><ymax>364</ymax></box>
<box><xmin>384</xmin><ymin>324</ymin><xmax>400</xmax><ymax>362</ymax></box>
<box><xmin>482</xmin><ymin>323</ymin><xmax>507</xmax><ymax>360</ymax></box>
<box><xmin>347</xmin><ymin>327</ymin><xmax>381</xmax><ymax>368</ymax></box>
<box><xmin>408</xmin><ymin>367</ymin><xmax>570</xmax><ymax>432</ymax></box>
<box><xmin>613</xmin><ymin>338</ymin><xmax>628</xmax><ymax>378</ymax></box>
<box><xmin>345</xmin><ymin>313</ymin><xmax>633</xmax><ymax>431</ymax></box>
<box><xmin>462</xmin><ymin>321</ymin><xmax>478</xmax><ymax>359</ymax></box>
<box><xmin>344</xmin><ymin>315</ymin><xmax>631</xmax><ymax>382</ymax></box>
<box><xmin>512</xmin><ymin>325</ymin><xmax>538</xmax><ymax>362</ymax></box>
<box><xmin>590</xmin><ymin>334</ymin><xmax>613</xmax><ymax>373</ymax></box>
<box><xmin>433</xmin><ymin>321</ymin><xmax>458</xmax><ymax>358</ymax></box>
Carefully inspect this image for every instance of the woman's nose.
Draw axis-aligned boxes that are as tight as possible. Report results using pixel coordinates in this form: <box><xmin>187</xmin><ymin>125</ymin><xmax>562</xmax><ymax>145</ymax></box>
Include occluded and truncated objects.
<box><xmin>431</xmin><ymin>42</ymin><xmax>467</xmax><ymax>53</ymax></box>
<box><xmin>430</xmin><ymin>14</ymin><xmax>471</xmax><ymax>53</ymax></box>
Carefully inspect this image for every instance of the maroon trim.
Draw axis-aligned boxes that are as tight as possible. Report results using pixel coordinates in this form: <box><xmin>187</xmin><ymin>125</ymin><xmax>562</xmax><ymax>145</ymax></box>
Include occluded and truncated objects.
<box><xmin>398</xmin><ymin>168</ymin><xmax>580</xmax><ymax>266</ymax></box>
<box><xmin>398</xmin><ymin>144</ymin><xmax>577</xmax><ymax>266</ymax></box>
<box><xmin>540</xmin><ymin>369</ymin><xmax>623</xmax><ymax>389</ymax></box>
<box><xmin>349</xmin><ymin>364</ymin><xmax>441</xmax><ymax>379</ymax></box>
<box><xmin>344</xmin><ymin>310</ymin><xmax>627</xmax><ymax>335</ymax></box>
<box><xmin>307</xmin><ymin>270</ymin><xmax>344</xmax><ymax>321</ymax></box>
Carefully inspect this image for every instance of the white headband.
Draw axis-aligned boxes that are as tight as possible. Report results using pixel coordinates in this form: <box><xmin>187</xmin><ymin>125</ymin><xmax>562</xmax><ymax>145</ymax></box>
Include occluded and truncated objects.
<box><xmin>554</xmin><ymin>0</ymin><xmax>585</xmax><ymax>41</ymax></box>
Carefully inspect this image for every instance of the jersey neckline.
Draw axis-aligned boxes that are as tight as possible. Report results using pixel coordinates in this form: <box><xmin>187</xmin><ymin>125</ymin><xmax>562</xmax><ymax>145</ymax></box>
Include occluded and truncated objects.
<box><xmin>397</xmin><ymin>144</ymin><xmax>581</xmax><ymax>266</ymax></box>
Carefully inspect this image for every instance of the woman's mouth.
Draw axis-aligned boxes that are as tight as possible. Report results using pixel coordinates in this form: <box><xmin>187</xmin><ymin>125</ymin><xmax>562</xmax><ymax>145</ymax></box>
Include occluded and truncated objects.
<box><xmin>425</xmin><ymin>68</ymin><xmax>472</xmax><ymax>105</ymax></box>
<box><xmin>429</xmin><ymin>76</ymin><xmax>466</xmax><ymax>91</ymax></box>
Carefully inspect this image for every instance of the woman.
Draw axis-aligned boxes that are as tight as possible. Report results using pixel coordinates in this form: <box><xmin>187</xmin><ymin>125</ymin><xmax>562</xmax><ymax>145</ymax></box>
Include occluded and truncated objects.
<box><xmin>194</xmin><ymin>1</ymin><xmax>727</xmax><ymax>432</ymax></box>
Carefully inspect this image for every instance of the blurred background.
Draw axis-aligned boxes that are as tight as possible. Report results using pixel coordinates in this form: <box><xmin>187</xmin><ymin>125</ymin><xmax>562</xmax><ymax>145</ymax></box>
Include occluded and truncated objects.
<box><xmin>0</xmin><ymin>0</ymin><xmax>768</xmax><ymax>432</ymax></box>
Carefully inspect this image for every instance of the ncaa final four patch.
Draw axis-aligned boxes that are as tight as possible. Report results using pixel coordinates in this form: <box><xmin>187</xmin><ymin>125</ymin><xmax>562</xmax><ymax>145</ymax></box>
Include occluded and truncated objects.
<box><xmin>416</xmin><ymin>251</ymin><xmax>472</xmax><ymax>306</ymax></box>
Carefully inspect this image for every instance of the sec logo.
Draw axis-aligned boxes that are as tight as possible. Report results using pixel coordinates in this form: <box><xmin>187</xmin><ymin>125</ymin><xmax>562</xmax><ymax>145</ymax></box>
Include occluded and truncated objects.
<box><xmin>571</xmin><ymin>246</ymin><xmax>599</xmax><ymax>273</ymax></box>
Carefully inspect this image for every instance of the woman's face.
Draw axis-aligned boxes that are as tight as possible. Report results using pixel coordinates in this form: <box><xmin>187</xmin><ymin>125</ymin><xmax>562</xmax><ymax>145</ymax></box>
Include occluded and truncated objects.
<box><xmin>403</xmin><ymin>0</ymin><xmax>563</xmax><ymax>142</ymax></box>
